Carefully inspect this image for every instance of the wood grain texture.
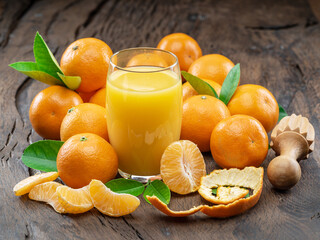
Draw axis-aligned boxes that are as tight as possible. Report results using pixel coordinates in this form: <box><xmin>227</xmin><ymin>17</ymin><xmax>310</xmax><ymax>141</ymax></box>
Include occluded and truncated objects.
<box><xmin>0</xmin><ymin>0</ymin><xmax>319</xmax><ymax>239</ymax></box>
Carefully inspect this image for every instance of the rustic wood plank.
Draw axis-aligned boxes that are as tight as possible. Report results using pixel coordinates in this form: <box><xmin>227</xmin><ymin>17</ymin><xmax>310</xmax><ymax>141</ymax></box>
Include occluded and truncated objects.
<box><xmin>0</xmin><ymin>0</ymin><xmax>319</xmax><ymax>239</ymax></box>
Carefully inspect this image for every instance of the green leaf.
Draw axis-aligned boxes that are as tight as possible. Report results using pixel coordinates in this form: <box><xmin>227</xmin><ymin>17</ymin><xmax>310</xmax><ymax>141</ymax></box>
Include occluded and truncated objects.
<box><xmin>219</xmin><ymin>63</ymin><xmax>241</xmax><ymax>105</ymax></box>
<box><xmin>21</xmin><ymin>140</ymin><xmax>64</xmax><ymax>172</ymax></box>
<box><xmin>57</xmin><ymin>73</ymin><xmax>81</xmax><ymax>90</ymax></box>
<box><xmin>105</xmin><ymin>179</ymin><xmax>144</xmax><ymax>196</ymax></box>
<box><xmin>144</xmin><ymin>180</ymin><xmax>170</xmax><ymax>204</ymax></box>
<box><xmin>244</xmin><ymin>192</ymin><xmax>250</xmax><ymax>198</ymax></box>
<box><xmin>212</xmin><ymin>188</ymin><xmax>217</xmax><ymax>195</ymax></box>
<box><xmin>181</xmin><ymin>71</ymin><xmax>218</xmax><ymax>98</ymax></box>
<box><xmin>9</xmin><ymin>62</ymin><xmax>64</xmax><ymax>86</ymax></box>
<box><xmin>278</xmin><ymin>104</ymin><xmax>288</xmax><ymax>122</ymax></box>
<box><xmin>33</xmin><ymin>32</ymin><xmax>63</xmax><ymax>80</ymax></box>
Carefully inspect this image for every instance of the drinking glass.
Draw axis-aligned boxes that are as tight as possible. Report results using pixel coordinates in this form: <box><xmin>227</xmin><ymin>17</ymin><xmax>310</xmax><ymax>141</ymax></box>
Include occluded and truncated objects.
<box><xmin>106</xmin><ymin>48</ymin><xmax>182</xmax><ymax>182</ymax></box>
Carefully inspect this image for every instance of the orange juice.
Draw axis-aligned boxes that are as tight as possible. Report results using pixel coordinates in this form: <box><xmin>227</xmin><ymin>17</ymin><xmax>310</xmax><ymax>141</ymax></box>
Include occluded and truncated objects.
<box><xmin>106</xmin><ymin>66</ymin><xmax>182</xmax><ymax>176</ymax></box>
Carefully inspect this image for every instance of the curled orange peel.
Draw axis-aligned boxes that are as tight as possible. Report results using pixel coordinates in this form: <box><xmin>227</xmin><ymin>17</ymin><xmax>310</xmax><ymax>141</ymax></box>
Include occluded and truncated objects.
<box><xmin>146</xmin><ymin>195</ymin><xmax>203</xmax><ymax>217</ymax></box>
<box><xmin>199</xmin><ymin>167</ymin><xmax>264</xmax><ymax>218</ymax></box>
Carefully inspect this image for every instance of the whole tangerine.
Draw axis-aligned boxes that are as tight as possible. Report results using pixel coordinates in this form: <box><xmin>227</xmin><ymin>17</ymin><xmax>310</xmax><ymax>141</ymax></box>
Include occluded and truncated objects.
<box><xmin>180</xmin><ymin>95</ymin><xmax>231</xmax><ymax>152</ymax></box>
<box><xmin>182</xmin><ymin>79</ymin><xmax>221</xmax><ymax>102</ymax></box>
<box><xmin>227</xmin><ymin>84</ymin><xmax>279</xmax><ymax>132</ymax></box>
<box><xmin>210</xmin><ymin>115</ymin><xmax>268</xmax><ymax>169</ymax></box>
<box><xmin>60</xmin><ymin>103</ymin><xmax>108</xmax><ymax>142</ymax></box>
<box><xmin>188</xmin><ymin>54</ymin><xmax>235</xmax><ymax>86</ymax></box>
<box><xmin>127</xmin><ymin>53</ymin><xmax>168</xmax><ymax>67</ymax></box>
<box><xmin>157</xmin><ymin>33</ymin><xmax>202</xmax><ymax>71</ymax></box>
<box><xmin>60</xmin><ymin>38</ymin><xmax>113</xmax><ymax>93</ymax></box>
<box><xmin>78</xmin><ymin>91</ymin><xmax>97</xmax><ymax>103</ymax></box>
<box><xmin>29</xmin><ymin>86</ymin><xmax>83</xmax><ymax>140</ymax></box>
<box><xmin>57</xmin><ymin>133</ymin><xmax>118</xmax><ymax>188</ymax></box>
<box><xmin>89</xmin><ymin>88</ymin><xmax>106</xmax><ymax>107</ymax></box>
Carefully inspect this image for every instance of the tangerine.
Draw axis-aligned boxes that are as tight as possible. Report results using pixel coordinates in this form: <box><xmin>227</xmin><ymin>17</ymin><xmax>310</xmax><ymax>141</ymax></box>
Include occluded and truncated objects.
<box><xmin>227</xmin><ymin>84</ymin><xmax>279</xmax><ymax>132</ymax></box>
<box><xmin>57</xmin><ymin>133</ymin><xmax>118</xmax><ymax>189</ymax></box>
<box><xmin>29</xmin><ymin>86</ymin><xmax>83</xmax><ymax>140</ymax></box>
<box><xmin>127</xmin><ymin>53</ymin><xmax>168</xmax><ymax>67</ymax></box>
<box><xmin>60</xmin><ymin>103</ymin><xmax>108</xmax><ymax>142</ymax></box>
<box><xmin>210</xmin><ymin>115</ymin><xmax>268</xmax><ymax>169</ymax></box>
<box><xmin>160</xmin><ymin>140</ymin><xmax>206</xmax><ymax>195</ymax></box>
<box><xmin>60</xmin><ymin>38</ymin><xmax>113</xmax><ymax>93</ymax></box>
<box><xmin>180</xmin><ymin>95</ymin><xmax>230</xmax><ymax>152</ymax></box>
<box><xmin>157</xmin><ymin>33</ymin><xmax>202</xmax><ymax>71</ymax></box>
<box><xmin>188</xmin><ymin>54</ymin><xmax>235</xmax><ymax>86</ymax></box>
<box><xmin>78</xmin><ymin>91</ymin><xmax>97</xmax><ymax>103</ymax></box>
<box><xmin>89</xmin><ymin>88</ymin><xmax>106</xmax><ymax>107</ymax></box>
<box><xmin>182</xmin><ymin>79</ymin><xmax>221</xmax><ymax>101</ymax></box>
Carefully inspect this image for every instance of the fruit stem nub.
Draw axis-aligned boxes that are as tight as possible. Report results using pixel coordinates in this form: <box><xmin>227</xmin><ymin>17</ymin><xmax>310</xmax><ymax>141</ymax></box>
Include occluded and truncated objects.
<box><xmin>80</xmin><ymin>136</ymin><xmax>87</xmax><ymax>142</ymax></box>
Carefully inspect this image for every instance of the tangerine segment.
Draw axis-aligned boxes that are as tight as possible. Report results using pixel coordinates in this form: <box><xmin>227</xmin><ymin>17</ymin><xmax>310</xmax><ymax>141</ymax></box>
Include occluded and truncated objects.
<box><xmin>215</xmin><ymin>186</ymin><xmax>249</xmax><ymax>205</ymax></box>
<box><xmin>147</xmin><ymin>195</ymin><xmax>203</xmax><ymax>217</ymax></box>
<box><xmin>56</xmin><ymin>185</ymin><xmax>93</xmax><ymax>214</ymax></box>
<box><xmin>89</xmin><ymin>180</ymin><xmax>140</xmax><ymax>217</ymax></box>
<box><xmin>28</xmin><ymin>182</ymin><xmax>66</xmax><ymax>213</ymax></box>
<box><xmin>13</xmin><ymin>172</ymin><xmax>59</xmax><ymax>196</ymax></box>
<box><xmin>160</xmin><ymin>140</ymin><xmax>206</xmax><ymax>195</ymax></box>
<box><xmin>199</xmin><ymin>167</ymin><xmax>264</xmax><ymax>218</ymax></box>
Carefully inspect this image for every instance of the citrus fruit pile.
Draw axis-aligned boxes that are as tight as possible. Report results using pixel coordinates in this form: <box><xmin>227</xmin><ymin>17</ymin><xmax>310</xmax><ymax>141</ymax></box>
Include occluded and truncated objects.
<box><xmin>11</xmin><ymin>32</ymin><xmax>283</xmax><ymax>218</ymax></box>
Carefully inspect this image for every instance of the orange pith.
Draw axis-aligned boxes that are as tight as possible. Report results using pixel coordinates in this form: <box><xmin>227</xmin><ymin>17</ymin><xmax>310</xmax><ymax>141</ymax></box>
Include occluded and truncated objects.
<box><xmin>13</xmin><ymin>172</ymin><xmax>59</xmax><ymax>196</ymax></box>
<box><xmin>89</xmin><ymin>180</ymin><xmax>140</xmax><ymax>217</ymax></box>
<box><xmin>29</xmin><ymin>85</ymin><xmax>83</xmax><ymax>140</ymax></box>
<box><xmin>214</xmin><ymin>186</ymin><xmax>249</xmax><ymax>205</ymax></box>
<box><xmin>188</xmin><ymin>54</ymin><xmax>235</xmax><ymax>86</ymax></box>
<box><xmin>199</xmin><ymin>167</ymin><xmax>264</xmax><ymax>218</ymax></box>
<box><xmin>60</xmin><ymin>38</ymin><xmax>113</xmax><ymax>93</ymax></box>
<box><xmin>56</xmin><ymin>185</ymin><xmax>93</xmax><ymax>214</ymax></box>
<box><xmin>160</xmin><ymin>140</ymin><xmax>206</xmax><ymax>195</ymax></box>
<box><xmin>147</xmin><ymin>195</ymin><xmax>203</xmax><ymax>217</ymax></box>
<box><xmin>157</xmin><ymin>33</ymin><xmax>202</xmax><ymax>71</ymax></box>
<box><xmin>28</xmin><ymin>181</ymin><xmax>66</xmax><ymax>213</ymax></box>
<box><xmin>57</xmin><ymin>133</ymin><xmax>118</xmax><ymax>189</ymax></box>
<box><xmin>227</xmin><ymin>84</ymin><xmax>279</xmax><ymax>132</ymax></box>
<box><xmin>60</xmin><ymin>103</ymin><xmax>109</xmax><ymax>142</ymax></box>
<box><xmin>210</xmin><ymin>115</ymin><xmax>268</xmax><ymax>169</ymax></box>
<box><xmin>180</xmin><ymin>95</ymin><xmax>231</xmax><ymax>152</ymax></box>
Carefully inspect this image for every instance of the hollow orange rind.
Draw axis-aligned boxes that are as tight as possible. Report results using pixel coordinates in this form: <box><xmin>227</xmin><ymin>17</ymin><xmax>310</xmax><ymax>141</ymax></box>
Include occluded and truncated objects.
<box><xmin>199</xmin><ymin>167</ymin><xmax>264</xmax><ymax>218</ymax></box>
<box><xmin>147</xmin><ymin>195</ymin><xmax>203</xmax><ymax>217</ymax></box>
<box><xmin>213</xmin><ymin>186</ymin><xmax>249</xmax><ymax>205</ymax></box>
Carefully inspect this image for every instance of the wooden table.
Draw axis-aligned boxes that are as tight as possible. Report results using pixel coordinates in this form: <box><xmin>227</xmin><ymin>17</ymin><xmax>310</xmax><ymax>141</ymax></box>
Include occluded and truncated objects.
<box><xmin>1</xmin><ymin>0</ymin><xmax>320</xmax><ymax>239</ymax></box>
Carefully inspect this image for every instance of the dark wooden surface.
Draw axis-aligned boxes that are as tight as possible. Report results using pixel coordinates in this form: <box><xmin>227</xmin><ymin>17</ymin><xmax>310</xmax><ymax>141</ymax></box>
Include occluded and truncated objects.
<box><xmin>1</xmin><ymin>0</ymin><xmax>320</xmax><ymax>239</ymax></box>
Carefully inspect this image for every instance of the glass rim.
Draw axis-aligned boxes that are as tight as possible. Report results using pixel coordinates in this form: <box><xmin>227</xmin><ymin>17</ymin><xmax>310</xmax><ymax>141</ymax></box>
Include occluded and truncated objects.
<box><xmin>109</xmin><ymin>47</ymin><xmax>179</xmax><ymax>73</ymax></box>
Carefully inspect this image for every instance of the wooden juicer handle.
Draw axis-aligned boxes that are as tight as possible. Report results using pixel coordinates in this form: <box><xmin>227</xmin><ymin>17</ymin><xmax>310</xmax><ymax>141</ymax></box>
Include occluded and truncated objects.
<box><xmin>267</xmin><ymin>114</ymin><xmax>315</xmax><ymax>190</ymax></box>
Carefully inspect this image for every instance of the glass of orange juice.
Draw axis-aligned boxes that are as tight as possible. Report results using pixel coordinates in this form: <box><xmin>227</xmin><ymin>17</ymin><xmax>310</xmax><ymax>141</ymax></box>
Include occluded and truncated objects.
<box><xmin>106</xmin><ymin>48</ymin><xmax>182</xmax><ymax>182</ymax></box>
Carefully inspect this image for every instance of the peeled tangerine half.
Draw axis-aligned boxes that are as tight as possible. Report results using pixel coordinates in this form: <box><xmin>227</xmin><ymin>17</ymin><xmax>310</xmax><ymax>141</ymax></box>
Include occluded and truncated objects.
<box><xmin>89</xmin><ymin>179</ymin><xmax>140</xmax><ymax>217</ymax></box>
<box><xmin>160</xmin><ymin>140</ymin><xmax>206</xmax><ymax>195</ymax></box>
<box><xmin>29</xmin><ymin>181</ymin><xmax>66</xmax><ymax>213</ymax></box>
<box><xmin>199</xmin><ymin>167</ymin><xmax>264</xmax><ymax>218</ymax></box>
<box><xmin>13</xmin><ymin>172</ymin><xmax>59</xmax><ymax>196</ymax></box>
<box><xmin>56</xmin><ymin>185</ymin><xmax>93</xmax><ymax>214</ymax></box>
